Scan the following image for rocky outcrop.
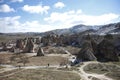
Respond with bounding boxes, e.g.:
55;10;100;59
35;37;41;44
77;39;97;61
114;37;120;56
23;38;34;53
91;39;98;55
97;34;119;61
1;42;7;51
37;47;44;56
16;39;24;49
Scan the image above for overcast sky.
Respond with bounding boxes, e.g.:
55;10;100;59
0;0;120;33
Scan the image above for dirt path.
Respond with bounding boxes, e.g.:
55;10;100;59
0;69;25;78
60;47;71;55
77;61;113;80
58;48;113;80
46;47;71;58
0;62;114;80
0;64;71;78
0;65;17;73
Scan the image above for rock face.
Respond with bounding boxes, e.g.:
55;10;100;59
97;34;119;61
16;39;24;49
91;39;98;55
23;38;34;53
37;47;44;56
77;35;97;61
35;37;41;44
41;35;49;46
77;34;119;62
114;37;120;56
1;42;7;51
56;35;64;46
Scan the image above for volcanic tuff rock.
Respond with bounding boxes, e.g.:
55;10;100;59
77;34;97;61
23;38;34;53
97;34;119;61
1;42;7;51
16;39;24;49
37;47;44;56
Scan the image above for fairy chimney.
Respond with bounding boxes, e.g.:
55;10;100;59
23;38;34;53
98;34;119;61
37;47;44;56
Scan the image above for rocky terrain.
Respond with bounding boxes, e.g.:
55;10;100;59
0;22;120;80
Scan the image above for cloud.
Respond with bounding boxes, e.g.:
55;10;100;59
81;13;119;25
54;2;65;9
0;16;55;33
22;4;50;14
21;21;55;32
0;10;119;33
0;4;15;12
44;10;119;27
10;0;23;3
0;16;21;33
0;16;21;27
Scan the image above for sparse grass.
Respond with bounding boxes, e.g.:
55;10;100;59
0;52;68;66
84;63;120;74
0;69;81;80
106;71;120;80
84;63;108;74
0;52;14;64
0;69;21;77
63;46;80;55
43;46;67;54
43;46;81;55
84;62;120;80
111;61;120;66
0;34;37;43
104;62;120;80
27;56;68;66
0;66;4;69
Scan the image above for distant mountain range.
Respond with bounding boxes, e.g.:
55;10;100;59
43;22;120;35
0;22;120;36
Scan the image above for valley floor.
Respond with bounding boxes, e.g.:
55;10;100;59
0;61;120;80
0;46;119;80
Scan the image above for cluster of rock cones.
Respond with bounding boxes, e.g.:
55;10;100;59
0;34;119;62
77;34;119;61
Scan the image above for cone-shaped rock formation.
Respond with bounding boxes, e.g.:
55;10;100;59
37;47;44;56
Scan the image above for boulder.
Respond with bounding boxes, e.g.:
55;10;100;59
37;47;44;56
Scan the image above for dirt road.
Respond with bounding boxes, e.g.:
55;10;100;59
77;61;113;80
